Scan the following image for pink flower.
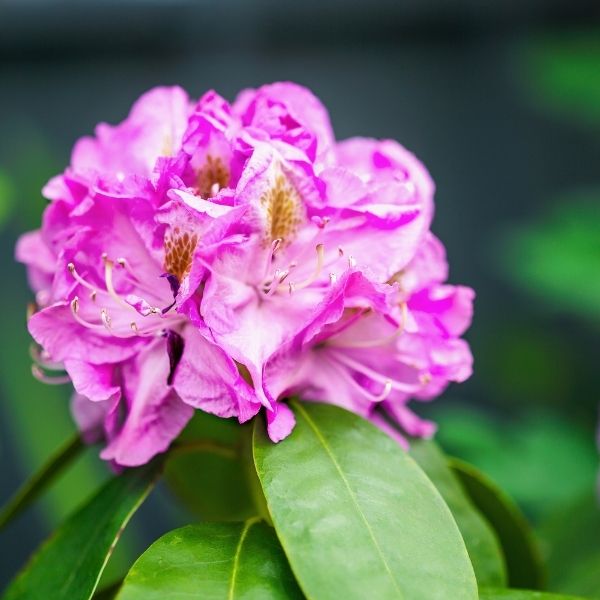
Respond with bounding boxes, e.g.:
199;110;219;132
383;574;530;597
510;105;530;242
16;82;473;466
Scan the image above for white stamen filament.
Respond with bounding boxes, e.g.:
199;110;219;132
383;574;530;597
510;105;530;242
280;244;325;292
70;297;105;331
31;365;71;385
67;263;98;294
29;344;64;371
327;303;408;350
116;257;163;299
103;256;132;309
330;349;420;394
327;358;393;403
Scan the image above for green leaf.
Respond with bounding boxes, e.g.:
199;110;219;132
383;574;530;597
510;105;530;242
499;195;600;325
0;433;84;530
479;588;585;599
115;520;303;600
434;406;598;519
164;412;254;521
409;439;507;587
538;491;600;598
450;458;545;590
3;462;160;600
92;581;122;600
520;30;600;127
253;401;478;600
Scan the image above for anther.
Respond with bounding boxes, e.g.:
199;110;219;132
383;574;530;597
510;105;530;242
100;308;112;330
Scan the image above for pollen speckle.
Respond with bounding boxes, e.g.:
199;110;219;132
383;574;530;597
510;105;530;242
261;174;303;245
164;229;199;281
197;155;229;198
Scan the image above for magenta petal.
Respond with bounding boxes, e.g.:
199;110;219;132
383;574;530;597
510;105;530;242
29;303;147;365
266;402;296;442
100;339;193;467
64;359;120;402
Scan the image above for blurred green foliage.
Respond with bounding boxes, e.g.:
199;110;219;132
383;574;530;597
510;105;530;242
500;194;600;325
434;406;598;521
522;31;600;128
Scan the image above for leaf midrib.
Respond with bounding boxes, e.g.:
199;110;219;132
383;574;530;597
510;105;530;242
228;517;260;600
293;401;404;599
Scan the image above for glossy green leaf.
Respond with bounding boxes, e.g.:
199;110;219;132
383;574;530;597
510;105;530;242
253;401;478;600
480;588;585;599
3;462;160;600
409;439;507;586
0;433;84;530
164;412;254;520
450;458;544;590
116;520;303;600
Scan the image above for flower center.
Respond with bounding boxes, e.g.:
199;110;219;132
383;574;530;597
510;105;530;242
261;173;303;245
196;155;229;198
164;227;198;281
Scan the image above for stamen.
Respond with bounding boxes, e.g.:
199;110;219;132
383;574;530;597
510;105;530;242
327;306;407;350
348;255;357;268
103;255;131;309
101;308;112;331
327;359;393;404
261;238;283;281
31;365;71;385
329;273;338;285
118;257;164;299
68;263;98;294
282;244;325;292
372;380;393;402
70;297;105;331
330;350;420;393
29;344;63;371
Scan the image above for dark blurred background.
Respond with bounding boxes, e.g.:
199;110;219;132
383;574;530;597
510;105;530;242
1;0;599;595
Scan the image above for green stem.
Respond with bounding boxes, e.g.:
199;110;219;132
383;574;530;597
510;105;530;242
0;432;84;530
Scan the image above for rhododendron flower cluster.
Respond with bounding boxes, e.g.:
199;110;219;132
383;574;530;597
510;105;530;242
17;82;474;467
